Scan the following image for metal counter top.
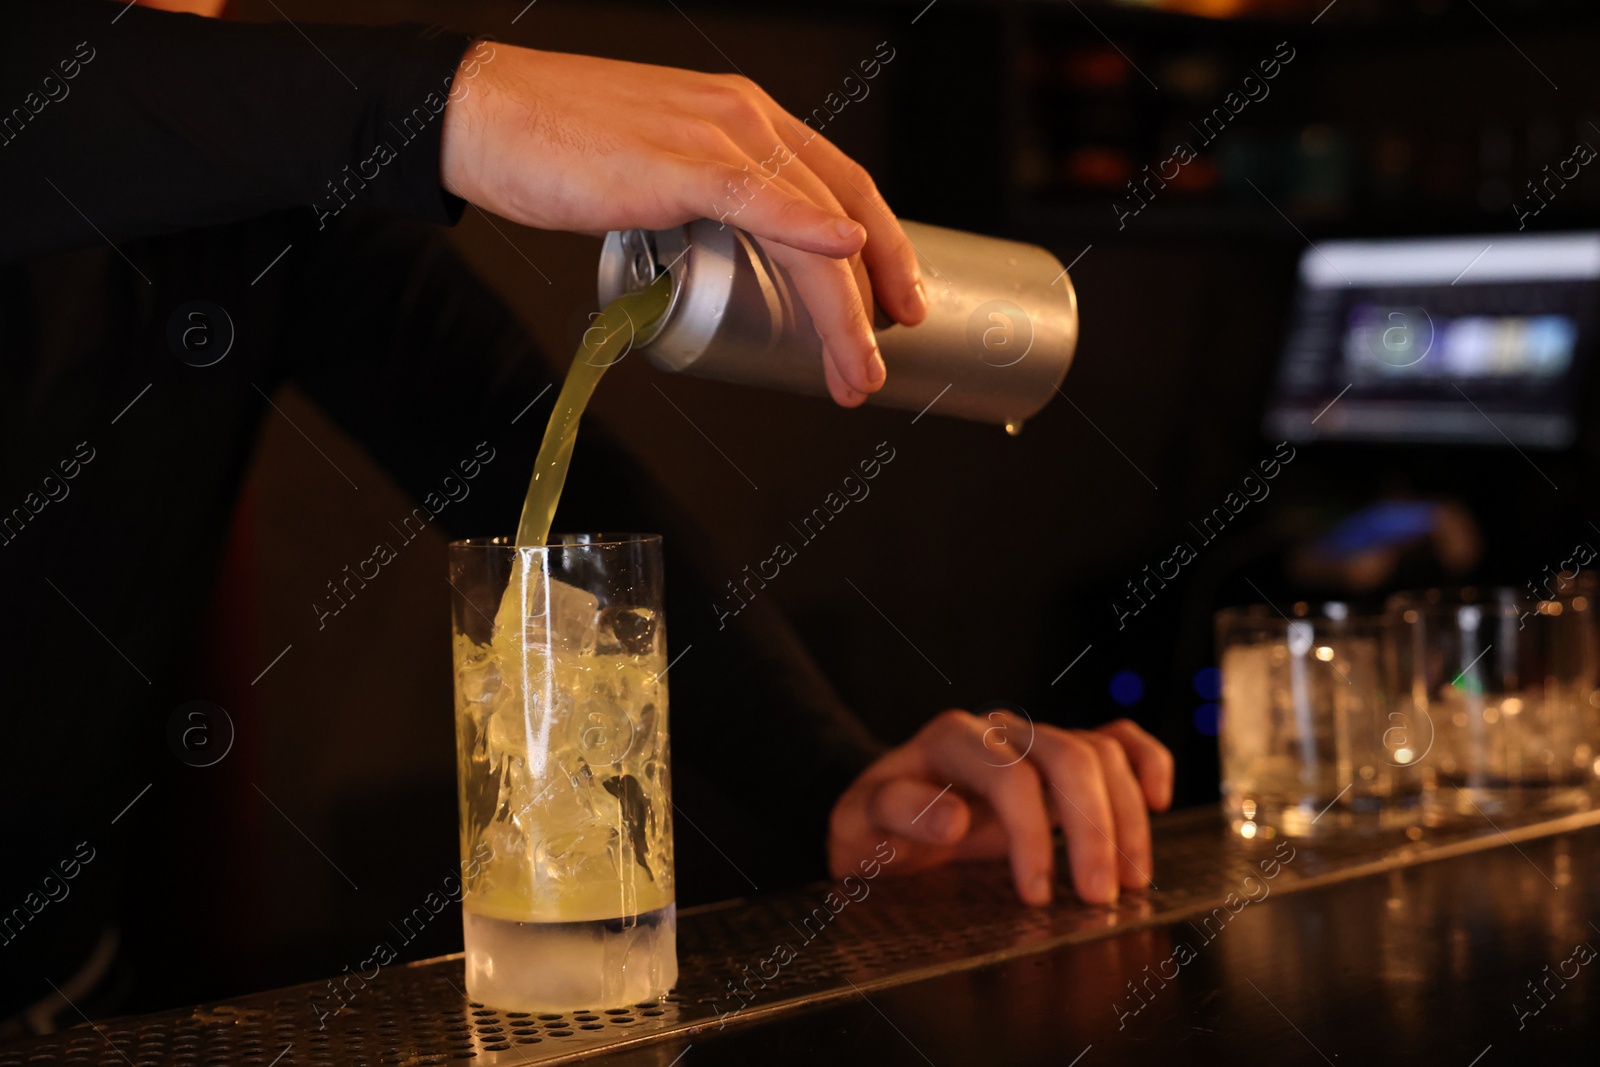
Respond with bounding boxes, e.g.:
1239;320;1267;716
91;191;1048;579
7;802;1599;1066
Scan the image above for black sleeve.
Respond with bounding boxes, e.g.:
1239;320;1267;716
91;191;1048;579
0;0;474;263
274;213;888;881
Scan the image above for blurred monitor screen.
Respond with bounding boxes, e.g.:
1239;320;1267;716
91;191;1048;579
1265;231;1600;449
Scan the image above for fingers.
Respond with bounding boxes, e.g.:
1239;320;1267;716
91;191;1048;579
717;119;883;404
943;711;1163;905
725;118;877;317
821;346;867;407
1092;735;1155;890
828;760;963;880
867;779;970;846
664;81;898;405
1097;719;1176;811
826;709;1173;912
760;236;886;402
1084;733;1155;892
679;139;884;404
688;86;909;396
696;76;921;328
1022;724;1121;904
769;114;928;327
919;711;1056;907
682;156;866;259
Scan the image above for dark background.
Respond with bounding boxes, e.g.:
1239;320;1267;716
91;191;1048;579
119;0;1600;1012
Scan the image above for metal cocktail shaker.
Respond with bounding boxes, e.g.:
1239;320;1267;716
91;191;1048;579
597;220;1078;427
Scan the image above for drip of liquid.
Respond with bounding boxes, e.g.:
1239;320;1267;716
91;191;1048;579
514;273;674;546
1004;419;1024;437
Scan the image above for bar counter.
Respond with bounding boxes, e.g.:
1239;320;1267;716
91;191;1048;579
7;803;1599;1065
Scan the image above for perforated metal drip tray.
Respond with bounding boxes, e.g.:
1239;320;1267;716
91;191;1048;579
10;802;1600;1066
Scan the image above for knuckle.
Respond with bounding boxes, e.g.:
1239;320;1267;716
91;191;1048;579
1048;731;1099;769
699;159;740;186
774;192;817;225
703;79;744;106
696;170;737;206
1010;709;1044;733
685;117;731;152
882;223;915;264
709;75;766;116
999;756;1042;794
930;707;974;736
842;286;873;334
730;96;768;129
841;156;878;196
1088;733;1130;768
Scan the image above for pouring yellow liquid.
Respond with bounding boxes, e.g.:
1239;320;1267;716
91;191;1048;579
514;272;673;546
457;272;680;1012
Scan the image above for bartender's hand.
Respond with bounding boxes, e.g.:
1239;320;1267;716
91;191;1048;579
440;46;929;407
829;711;1174;906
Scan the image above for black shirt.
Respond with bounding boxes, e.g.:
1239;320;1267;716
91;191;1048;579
0;0;883;1021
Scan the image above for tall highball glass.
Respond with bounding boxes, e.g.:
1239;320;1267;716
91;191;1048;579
449;534;676;1012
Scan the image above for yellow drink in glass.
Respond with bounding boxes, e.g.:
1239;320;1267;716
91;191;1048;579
451;273;679;1011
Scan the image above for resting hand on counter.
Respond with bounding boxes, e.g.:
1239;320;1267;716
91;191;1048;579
828;710;1174;906
439;46;929;407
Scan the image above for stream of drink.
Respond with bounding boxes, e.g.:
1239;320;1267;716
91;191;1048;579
458;271;677;1012
514;272;674;546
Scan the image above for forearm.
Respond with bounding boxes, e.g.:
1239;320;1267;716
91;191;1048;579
0;0;474;263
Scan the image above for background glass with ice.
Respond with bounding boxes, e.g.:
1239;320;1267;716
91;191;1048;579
1216;604;1420;838
1387;588;1599;820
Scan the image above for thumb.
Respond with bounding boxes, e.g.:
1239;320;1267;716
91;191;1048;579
868;779;971;846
